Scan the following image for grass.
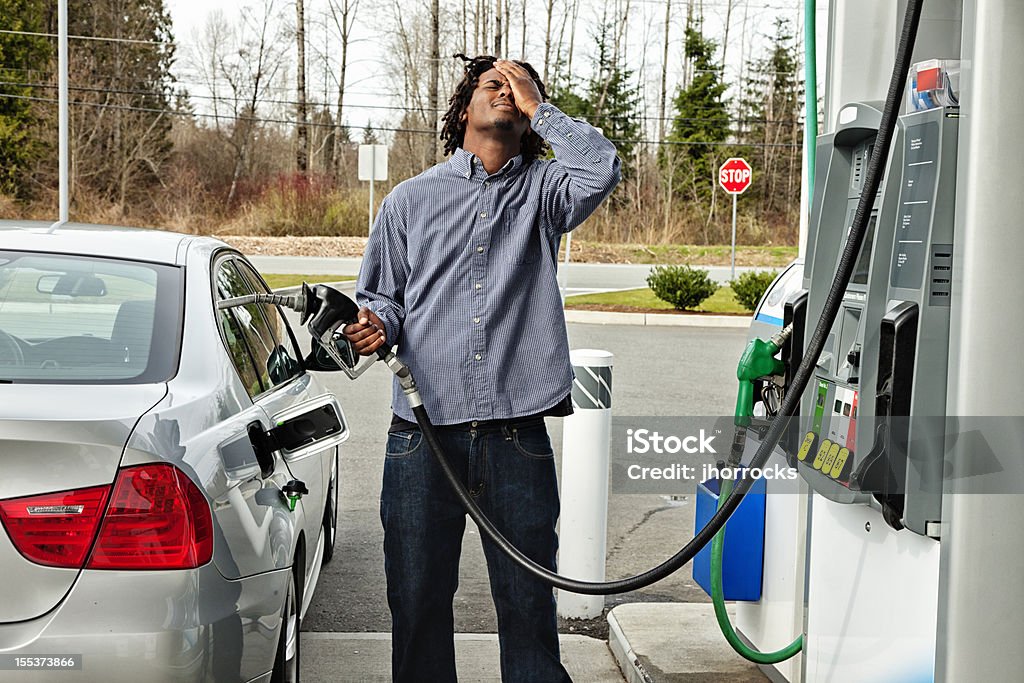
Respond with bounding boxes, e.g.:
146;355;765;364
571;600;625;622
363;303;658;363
565;286;749;315
637;244;797;264
262;273;356;289
557;242;798;267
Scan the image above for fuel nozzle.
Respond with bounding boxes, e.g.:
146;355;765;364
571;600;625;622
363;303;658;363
734;323;792;428
302;284;421;404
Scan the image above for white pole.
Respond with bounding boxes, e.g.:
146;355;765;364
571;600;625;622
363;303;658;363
368;147;375;234
557;349;613;619
730;192;738;281
52;0;69;229
560;231;572;303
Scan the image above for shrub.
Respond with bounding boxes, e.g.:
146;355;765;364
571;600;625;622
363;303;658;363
730;270;778;312
647;265;718;310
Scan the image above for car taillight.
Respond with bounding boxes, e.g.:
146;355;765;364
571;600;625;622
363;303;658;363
87;463;213;570
0;486;111;568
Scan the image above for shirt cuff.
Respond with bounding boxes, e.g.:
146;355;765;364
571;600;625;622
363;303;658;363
366;302;401;347
530;102;560;135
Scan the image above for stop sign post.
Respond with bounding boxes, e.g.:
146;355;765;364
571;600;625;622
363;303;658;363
719;157;752;280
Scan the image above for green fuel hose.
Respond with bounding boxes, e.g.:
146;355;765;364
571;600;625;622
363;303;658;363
711;476;804;664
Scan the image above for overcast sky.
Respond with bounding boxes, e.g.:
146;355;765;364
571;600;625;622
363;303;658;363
164;0;825;139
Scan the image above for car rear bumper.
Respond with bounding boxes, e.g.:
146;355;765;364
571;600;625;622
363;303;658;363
0;563;289;682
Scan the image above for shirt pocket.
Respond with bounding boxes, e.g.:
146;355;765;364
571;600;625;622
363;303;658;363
504;213;541;265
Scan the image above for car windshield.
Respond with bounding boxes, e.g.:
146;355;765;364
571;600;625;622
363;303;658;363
0;251;182;383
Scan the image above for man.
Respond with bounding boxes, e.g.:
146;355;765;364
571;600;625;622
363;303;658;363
343;54;620;682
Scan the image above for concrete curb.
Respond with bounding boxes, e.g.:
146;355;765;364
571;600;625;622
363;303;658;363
565;309;751;328
607;609;655;683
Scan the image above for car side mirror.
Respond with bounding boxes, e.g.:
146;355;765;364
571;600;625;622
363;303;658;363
268;345;301;384
304;334;357;372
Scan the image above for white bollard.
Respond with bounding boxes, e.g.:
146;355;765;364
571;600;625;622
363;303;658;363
557;349;613;619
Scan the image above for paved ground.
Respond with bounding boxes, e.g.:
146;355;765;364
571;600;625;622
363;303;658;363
278;286;762;681
302;633;626;682
297;321;749;639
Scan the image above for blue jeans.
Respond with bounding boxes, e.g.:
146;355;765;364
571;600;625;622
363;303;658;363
380;420;571;683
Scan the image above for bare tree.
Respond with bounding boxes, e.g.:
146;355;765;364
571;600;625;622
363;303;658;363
430;0;440;161
543;0;556;82
495;0;502;54
520;0;526;59
719;0;737;67
658;0;672;141
192;2;285;206
327;0;360;178
295;0;309;173
566;0;581;76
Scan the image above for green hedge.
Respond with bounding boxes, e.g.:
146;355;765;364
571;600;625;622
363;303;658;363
646;265;718;311
730;270;778;312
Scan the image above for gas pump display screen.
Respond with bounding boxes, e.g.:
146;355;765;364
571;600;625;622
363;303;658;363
851;215;877;286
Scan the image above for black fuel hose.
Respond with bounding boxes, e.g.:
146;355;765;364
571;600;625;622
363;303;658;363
406;0;924;595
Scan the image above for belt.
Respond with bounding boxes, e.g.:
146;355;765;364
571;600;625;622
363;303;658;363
439;416;547;432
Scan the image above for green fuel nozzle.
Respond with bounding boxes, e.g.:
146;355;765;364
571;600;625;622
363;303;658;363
734;324;792;429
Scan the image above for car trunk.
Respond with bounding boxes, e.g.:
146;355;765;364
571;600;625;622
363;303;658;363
0;384;166;622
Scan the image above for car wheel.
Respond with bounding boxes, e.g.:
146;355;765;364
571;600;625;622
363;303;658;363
322;450;338;564
271;563;301;683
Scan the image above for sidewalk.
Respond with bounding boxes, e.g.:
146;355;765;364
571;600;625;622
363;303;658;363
607;603;769;683
301;632;626;682
300;603;770;682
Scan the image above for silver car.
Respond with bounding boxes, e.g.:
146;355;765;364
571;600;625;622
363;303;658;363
0;221;347;682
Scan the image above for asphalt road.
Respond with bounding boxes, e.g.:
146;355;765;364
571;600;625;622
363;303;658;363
295;321;749;636
250;255;775;289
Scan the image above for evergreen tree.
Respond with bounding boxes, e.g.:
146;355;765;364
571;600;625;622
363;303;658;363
0;0;51;199
548;77;591;121
665;22;730;198
738;17;803;222
586;24;641;176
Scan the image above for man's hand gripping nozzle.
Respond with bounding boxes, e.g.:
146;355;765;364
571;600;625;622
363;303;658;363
302;283;423;408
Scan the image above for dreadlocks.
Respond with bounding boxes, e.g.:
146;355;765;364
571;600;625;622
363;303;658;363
440;53;549;163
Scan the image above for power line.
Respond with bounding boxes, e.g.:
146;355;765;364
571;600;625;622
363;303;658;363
0;91;803;149
0;29;170;48
1;79;805;127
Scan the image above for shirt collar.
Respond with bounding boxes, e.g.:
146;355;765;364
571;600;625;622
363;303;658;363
449;148;525;180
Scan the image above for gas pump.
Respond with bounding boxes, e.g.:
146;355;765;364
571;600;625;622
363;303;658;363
726;1;1024;682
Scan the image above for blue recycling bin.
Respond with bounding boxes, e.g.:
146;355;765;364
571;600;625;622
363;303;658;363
692;472;766;601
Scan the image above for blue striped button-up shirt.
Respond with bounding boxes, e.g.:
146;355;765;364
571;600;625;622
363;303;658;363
356;102;621;424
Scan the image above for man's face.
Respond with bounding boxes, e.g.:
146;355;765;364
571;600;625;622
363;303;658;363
462;67;530;138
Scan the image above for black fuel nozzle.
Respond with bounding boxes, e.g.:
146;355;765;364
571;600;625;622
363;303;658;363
306;283;394;362
301;284;417;393
307;283;361;341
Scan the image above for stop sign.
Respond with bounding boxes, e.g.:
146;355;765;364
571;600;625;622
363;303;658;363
719;157;753;194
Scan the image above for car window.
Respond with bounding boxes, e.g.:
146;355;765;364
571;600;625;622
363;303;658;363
214;258;300;398
233;259;304;384
0;251;181;383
